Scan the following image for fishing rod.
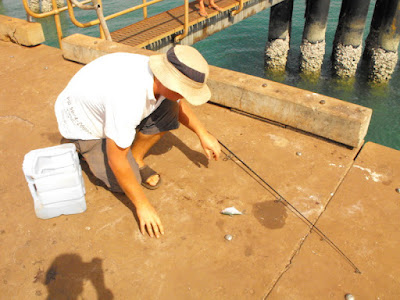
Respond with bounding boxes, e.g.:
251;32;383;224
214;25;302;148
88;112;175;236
218;139;361;274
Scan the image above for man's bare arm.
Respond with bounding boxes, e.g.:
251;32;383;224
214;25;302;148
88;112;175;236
178;100;221;160
106;138;164;238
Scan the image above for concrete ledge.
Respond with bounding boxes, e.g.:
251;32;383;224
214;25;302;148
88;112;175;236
208;67;372;148
62;33;155;64
62;33;372;148
0;15;45;46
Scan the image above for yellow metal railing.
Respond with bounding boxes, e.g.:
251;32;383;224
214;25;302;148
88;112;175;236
22;0;189;48
22;0;239;49
66;0;165;29
232;0;243;16
67;0;111;41
22;0;91;47
175;0;189;43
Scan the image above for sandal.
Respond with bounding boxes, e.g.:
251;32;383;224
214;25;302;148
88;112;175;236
199;10;208;17
210;4;223;12
139;165;162;190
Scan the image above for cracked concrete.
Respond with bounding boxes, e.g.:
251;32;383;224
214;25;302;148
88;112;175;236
267;142;400;299
264;170;355;299
0;15;44;46
0;115;35;128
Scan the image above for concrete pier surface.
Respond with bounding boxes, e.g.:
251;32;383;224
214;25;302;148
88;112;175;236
1;40;400;299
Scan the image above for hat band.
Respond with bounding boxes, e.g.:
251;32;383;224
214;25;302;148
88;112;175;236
167;47;206;84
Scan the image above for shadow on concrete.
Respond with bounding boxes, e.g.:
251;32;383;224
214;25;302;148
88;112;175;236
147;132;209;168
64;131;209;191
67;132;209;233
76;157;141;229
42;253;113;300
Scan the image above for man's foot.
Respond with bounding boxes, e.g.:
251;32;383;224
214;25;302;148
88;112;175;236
199;9;208;17
139;165;162;190
209;3;222;12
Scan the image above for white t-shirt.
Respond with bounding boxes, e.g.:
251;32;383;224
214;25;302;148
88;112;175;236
55;53;165;149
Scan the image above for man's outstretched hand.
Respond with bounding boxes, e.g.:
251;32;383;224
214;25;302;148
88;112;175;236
136;202;164;238
200;131;222;161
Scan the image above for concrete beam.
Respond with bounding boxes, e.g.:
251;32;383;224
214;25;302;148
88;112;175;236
208;66;371;148
61;33;154;64
0;15;45;46
62;33;372;148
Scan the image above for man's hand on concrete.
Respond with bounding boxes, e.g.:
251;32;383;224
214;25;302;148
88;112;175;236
136;202;164;238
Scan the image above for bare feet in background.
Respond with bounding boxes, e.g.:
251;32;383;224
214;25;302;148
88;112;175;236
198;0;223;17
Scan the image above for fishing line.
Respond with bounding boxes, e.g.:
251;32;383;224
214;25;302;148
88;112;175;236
218;139;361;274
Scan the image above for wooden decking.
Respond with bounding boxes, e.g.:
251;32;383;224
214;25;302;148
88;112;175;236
110;0;240;48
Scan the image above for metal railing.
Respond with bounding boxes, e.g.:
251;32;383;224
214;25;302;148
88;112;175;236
22;0;91;47
231;0;243;16
22;0;243;49
22;0;181;48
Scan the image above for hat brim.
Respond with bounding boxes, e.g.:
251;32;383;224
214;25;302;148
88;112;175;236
149;54;211;106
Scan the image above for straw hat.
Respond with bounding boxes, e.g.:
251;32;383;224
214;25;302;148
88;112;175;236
149;45;211;106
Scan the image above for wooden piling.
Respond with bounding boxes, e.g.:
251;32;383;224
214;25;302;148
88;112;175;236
300;0;331;76
264;0;294;72
364;0;400;83
332;0;371;78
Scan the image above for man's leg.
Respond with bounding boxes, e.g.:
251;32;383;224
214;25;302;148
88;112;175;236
73;139;141;193
198;0;207;17
133;99;180;188
131;132;165;187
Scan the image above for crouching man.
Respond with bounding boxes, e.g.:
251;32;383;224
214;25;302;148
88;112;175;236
55;45;221;238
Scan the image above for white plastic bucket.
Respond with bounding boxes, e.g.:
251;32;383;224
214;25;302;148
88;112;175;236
22;143;86;219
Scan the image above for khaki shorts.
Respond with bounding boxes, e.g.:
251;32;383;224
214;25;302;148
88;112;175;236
73;99;179;193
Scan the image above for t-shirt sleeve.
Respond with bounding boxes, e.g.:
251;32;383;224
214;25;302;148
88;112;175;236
104;92;145;149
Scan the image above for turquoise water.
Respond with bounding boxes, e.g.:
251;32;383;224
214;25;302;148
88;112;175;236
1;0;399;150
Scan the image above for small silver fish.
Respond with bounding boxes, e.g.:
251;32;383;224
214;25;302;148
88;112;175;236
224;234;233;241
220;207;243;216
345;294;355;300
